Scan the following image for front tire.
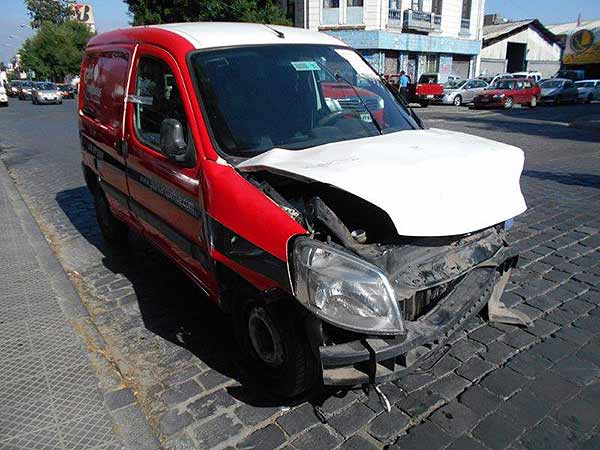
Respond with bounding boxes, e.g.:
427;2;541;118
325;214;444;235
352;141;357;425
453;95;463;107
419;100;430;108
233;298;318;398
503;97;514;109
93;187;128;245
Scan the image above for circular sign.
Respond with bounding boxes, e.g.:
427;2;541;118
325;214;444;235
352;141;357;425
570;29;594;52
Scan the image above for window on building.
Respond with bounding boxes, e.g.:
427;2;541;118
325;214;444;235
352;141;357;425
424;54;439;73
347;0;363;5
134;56;188;151
411;0;422;11
432;0;443;15
461;0;471;19
323;0;339;8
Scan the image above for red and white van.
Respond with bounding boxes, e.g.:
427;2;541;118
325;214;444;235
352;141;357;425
80;23;528;398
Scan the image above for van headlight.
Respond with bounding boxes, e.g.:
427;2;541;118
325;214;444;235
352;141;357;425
291;238;404;335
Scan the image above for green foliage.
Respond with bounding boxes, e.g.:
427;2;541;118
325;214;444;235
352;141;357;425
25;0;71;29
124;0;290;26
19;21;94;81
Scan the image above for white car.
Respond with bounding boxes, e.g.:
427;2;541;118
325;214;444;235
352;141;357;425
512;71;542;82
574;80;600;103
440;78;489;106
31;82;63;105
0;84;8;107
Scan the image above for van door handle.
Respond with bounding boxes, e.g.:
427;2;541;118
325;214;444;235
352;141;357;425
116;139;129;158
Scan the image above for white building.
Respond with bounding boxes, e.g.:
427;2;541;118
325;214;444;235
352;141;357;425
294;0;486;79
480;17;562;78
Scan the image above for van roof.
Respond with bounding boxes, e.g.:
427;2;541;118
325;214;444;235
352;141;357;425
88;22;348;51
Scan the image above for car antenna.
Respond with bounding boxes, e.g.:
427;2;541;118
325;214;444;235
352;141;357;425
264;24;285;39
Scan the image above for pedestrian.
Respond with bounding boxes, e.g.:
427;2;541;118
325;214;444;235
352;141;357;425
399;70;410;99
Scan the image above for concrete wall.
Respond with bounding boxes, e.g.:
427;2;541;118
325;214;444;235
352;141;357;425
480;58;506;75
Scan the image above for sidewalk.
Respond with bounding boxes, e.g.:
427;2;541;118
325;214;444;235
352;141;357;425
0;163;161;450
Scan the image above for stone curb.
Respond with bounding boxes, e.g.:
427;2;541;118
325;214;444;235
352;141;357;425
0;160;162;450
569;115;600;132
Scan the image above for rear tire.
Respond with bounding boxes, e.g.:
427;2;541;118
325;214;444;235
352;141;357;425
233;297;318;398
419;100;430;108
93;187;128;245
453;95;463;107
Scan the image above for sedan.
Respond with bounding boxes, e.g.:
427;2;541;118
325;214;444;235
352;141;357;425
574;80;600;103
539;78;579;104
32;82;63;105
440;79;488;106
18;80;34;100
57;84;76;99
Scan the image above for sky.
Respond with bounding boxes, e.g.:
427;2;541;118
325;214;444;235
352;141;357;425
2;0;600;64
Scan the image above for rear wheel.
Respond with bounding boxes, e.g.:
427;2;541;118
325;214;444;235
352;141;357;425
453;95;463;107
503;97;514;109
419;100;430;108
93;187;128;245
233;298;318;398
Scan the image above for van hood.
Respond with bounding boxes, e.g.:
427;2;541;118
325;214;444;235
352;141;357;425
237;128;527;237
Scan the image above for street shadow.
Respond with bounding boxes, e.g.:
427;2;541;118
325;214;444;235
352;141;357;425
523;170;600;188
55;186;337;410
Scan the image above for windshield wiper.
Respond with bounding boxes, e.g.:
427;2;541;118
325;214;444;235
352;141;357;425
315;62;383;135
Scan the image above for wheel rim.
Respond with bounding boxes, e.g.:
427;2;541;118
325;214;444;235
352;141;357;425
454;96;461;106
505;98;513;108
531;96;537;107
248;306;284;367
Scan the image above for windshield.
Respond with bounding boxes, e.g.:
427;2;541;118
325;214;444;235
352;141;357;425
190;45;418;158
58;85;70;91
490;80;515;90
36;82;56;90
540;80;563;89
22;81;33;88
445;80;466;89
575;81;595;88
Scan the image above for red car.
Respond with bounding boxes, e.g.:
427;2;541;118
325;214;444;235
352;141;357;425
473;78;541;109
385;73;444;107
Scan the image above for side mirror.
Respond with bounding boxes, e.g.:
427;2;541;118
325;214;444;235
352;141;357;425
160;119;187;162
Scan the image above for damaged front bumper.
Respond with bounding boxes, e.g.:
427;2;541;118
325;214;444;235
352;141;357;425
319;255;525;386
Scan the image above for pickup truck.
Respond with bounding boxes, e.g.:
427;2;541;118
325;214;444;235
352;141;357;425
408;73;445;107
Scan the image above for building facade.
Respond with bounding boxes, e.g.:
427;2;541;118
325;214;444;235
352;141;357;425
295;0;485;80
481;17;562;78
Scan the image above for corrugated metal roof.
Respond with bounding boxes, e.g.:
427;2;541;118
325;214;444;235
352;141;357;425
547;19;600;36
483;20;535;41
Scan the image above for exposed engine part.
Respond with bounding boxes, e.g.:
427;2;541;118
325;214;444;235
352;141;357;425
351;229;367;244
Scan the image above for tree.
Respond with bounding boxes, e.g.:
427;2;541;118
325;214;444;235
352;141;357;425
124;0;290;26
25;0;72;29
19;21;94;81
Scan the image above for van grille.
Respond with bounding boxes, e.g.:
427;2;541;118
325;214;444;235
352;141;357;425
399;276;464;321
337;96;381;112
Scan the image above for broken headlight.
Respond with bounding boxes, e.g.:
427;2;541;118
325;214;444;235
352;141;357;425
291;238;404;335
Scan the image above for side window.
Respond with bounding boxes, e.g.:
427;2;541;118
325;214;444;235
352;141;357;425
134;56;188;151
565;81;574;88
523;81;532;89
516;81;524;90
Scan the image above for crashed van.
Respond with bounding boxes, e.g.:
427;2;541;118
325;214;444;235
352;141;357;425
80;23;528;398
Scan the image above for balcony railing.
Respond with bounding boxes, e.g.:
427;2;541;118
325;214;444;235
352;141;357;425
389;9;442;32
460;18;470;33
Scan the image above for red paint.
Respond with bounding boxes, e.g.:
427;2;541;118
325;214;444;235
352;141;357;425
473;78;541;108
80;26;308;306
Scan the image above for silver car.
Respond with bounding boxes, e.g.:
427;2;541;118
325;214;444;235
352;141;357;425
441;79;489;106
32;82;63;105
574;80;600;103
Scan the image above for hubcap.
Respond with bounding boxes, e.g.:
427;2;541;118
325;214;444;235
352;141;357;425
454;97;461;106
248;307;284;367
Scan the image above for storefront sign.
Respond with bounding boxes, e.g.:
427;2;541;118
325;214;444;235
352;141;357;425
563;27;600;65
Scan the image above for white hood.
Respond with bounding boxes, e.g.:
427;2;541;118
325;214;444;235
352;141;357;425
237;128;527;237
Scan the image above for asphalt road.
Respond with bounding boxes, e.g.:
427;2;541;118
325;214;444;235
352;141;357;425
1;97;600;450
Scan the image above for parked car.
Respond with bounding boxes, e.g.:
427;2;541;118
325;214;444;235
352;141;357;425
484;73;515;85
81;23;528;398
7;80;22;97
407;73;446;107
511;71;542;82
473;78;540;109
439;78;488;106
554;69;585;81
574;80;600;103
32;82;63;105
57;83;76;99
539;78;579;104
18;80;34;100
0;84;8;107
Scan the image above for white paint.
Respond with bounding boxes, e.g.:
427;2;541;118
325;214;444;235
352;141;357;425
237;128;527;237
153;22;347;50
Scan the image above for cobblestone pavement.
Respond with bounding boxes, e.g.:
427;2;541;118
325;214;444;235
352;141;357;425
1;99;600;450
0;155;159;449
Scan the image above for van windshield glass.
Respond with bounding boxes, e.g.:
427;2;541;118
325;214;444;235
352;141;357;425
190;45;417;158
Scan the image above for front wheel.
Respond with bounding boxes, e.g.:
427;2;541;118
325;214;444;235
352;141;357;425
419;100;430;108
453;95;463;107
503;97;514;109
93;187;128;245
233;298;318;398
529;96;537;108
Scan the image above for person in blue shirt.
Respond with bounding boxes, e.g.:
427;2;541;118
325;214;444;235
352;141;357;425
399;71;410;99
